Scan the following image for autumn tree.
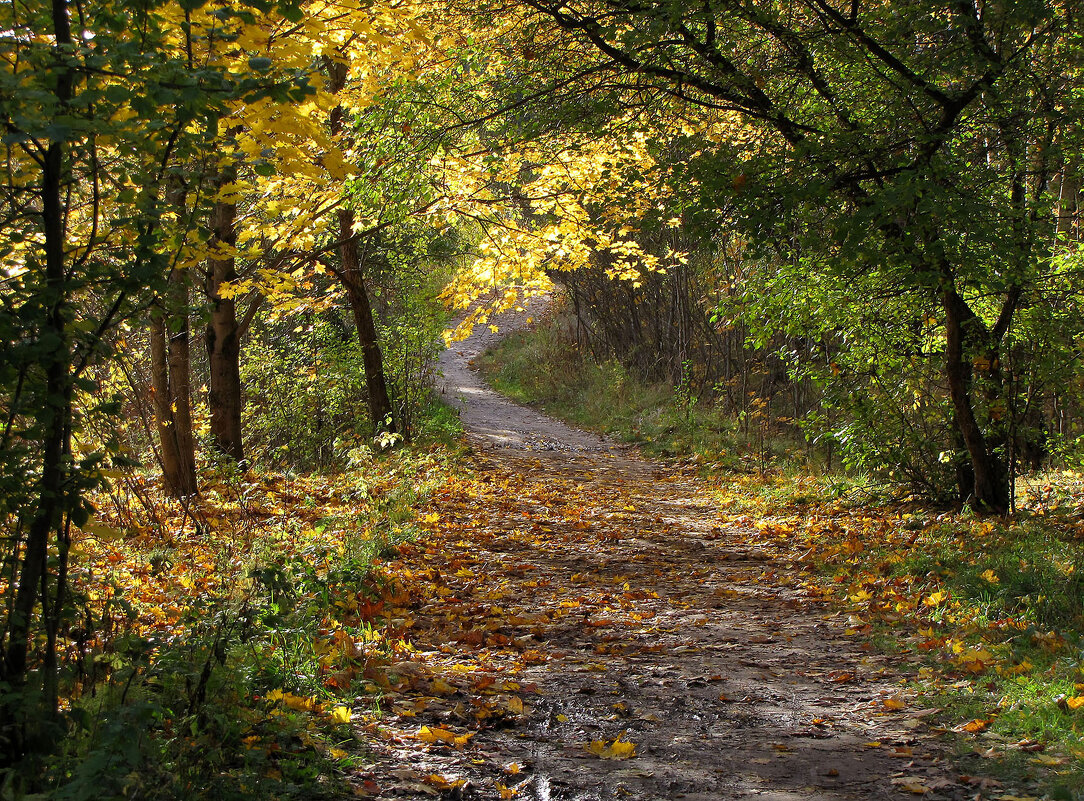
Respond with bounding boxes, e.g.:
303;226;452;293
0;0;310;764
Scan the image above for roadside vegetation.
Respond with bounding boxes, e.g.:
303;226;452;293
481;302;1084;797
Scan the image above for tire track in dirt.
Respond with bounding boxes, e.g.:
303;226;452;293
352;302;976;800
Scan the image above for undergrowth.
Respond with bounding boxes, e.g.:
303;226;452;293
2;432;459;800
478;320;807;470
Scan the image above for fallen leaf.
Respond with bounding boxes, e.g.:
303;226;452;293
329;705;352;724
417;725;457;745
421;774;465;791
1030;754;1067;766
891;777;930;794
430;678;456;695
586;733;637;760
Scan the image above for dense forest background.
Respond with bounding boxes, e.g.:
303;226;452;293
1;0;1082;796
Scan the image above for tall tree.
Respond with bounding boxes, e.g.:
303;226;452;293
204;160;249;461
326;58;397;434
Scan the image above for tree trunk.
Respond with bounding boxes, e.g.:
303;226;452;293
150;268;197;496
205;167;244;462
150;309;183;486
169;278;198;486
325;58;396;435
338;209;396;433
942;285;1009;514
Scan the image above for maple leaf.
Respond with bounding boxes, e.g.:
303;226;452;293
328;705;352;724
585;732;637;760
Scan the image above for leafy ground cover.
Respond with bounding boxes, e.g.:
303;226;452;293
717;472;1084;798
24;445;454;800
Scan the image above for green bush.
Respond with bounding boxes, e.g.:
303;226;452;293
241;317;370;472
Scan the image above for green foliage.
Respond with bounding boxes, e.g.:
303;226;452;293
242;316;370;472
478;310;806;468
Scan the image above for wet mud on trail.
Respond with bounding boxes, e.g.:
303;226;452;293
347;302;977;800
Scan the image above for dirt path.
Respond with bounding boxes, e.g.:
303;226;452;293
350;305;977;800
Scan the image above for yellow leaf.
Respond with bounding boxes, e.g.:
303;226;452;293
430;678;456;695
585;733;636;760
1031;754;1067;766
418;725;457;745
421;774;464;790
1066;696;1084;710
329;705;352;724
979;569;1000;584
893;779;930;794
923;590;947;607
586;740;607;757
883;697;907;711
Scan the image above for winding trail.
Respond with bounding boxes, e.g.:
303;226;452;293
353;303;975;800
436;297;619;457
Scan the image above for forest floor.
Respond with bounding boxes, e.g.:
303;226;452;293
340;303;1022;801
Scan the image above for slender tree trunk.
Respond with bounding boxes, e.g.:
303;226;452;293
205;166;244;461
1054;162;1079;243
325;58;396;434
338;209;396;433
942;284;1009;514
150;309;183;486
169;275;198;486
150;268;197;496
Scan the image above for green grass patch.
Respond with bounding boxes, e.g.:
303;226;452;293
478;318;806;468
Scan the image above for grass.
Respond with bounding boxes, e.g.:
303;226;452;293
478;319;806;468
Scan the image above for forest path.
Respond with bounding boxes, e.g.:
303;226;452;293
349;304;974;800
